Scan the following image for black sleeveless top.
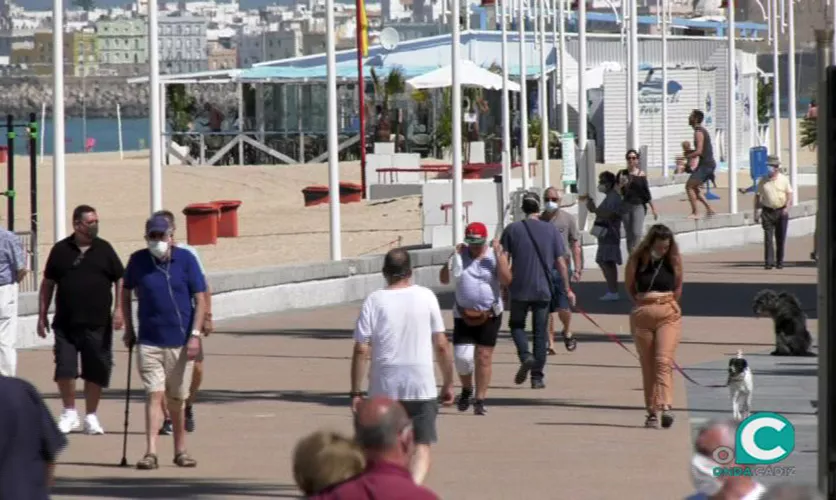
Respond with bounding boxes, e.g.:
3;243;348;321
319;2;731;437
634;258;677;293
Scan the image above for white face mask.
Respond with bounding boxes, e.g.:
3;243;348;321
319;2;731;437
690;454;723;497
597;184;608;193
148;240;169;259
650;250;663;260
544;201;559;212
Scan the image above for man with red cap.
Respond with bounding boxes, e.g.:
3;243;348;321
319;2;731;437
439;222;512;415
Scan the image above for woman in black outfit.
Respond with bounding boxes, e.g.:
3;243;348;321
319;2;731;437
617;149;659;254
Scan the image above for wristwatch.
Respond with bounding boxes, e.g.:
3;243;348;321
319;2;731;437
190;329;202;339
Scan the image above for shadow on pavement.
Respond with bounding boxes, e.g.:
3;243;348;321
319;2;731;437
51;476;297;498
438;281;817;320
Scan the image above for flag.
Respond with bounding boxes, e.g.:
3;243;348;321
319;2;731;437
358;0;369;56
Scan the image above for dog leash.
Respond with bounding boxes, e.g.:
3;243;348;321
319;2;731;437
574;305;728;389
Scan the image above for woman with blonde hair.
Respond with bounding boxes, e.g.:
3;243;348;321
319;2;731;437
292;430;366;496
624;224;683;430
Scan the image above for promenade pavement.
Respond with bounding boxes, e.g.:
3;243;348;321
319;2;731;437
15;235;817;499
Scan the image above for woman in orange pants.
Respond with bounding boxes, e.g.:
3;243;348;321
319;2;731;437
625;224;683;429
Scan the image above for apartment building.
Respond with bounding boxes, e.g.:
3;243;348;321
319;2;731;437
208;39;236;70
237;29;302;67
158;15;208;74
95;17;147;76
10;29;96;76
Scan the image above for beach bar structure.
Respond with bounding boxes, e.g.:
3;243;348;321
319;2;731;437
132;16;768;175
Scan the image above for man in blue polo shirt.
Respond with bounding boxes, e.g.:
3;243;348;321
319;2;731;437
121;216;207;470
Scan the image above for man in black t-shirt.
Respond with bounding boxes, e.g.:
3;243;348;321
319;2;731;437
37;204;125;436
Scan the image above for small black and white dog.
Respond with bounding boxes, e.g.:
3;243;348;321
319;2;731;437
752;289;816;357
728;350;753;422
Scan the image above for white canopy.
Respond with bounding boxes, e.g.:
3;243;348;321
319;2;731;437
560;62;623;94
406;60;522;92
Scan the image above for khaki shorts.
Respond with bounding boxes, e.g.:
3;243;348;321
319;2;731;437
137;344;194;399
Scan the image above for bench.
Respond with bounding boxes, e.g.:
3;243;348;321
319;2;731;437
440;201;473;224
375;166;451;184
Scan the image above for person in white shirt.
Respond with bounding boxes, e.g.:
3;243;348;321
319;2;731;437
688;419;766;500
350;248;455;486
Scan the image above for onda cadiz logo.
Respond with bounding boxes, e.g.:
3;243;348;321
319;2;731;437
637;72;683;114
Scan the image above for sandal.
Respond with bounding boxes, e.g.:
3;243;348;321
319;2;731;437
644;413;659;429
174;452;198;468
547;346;557;355
136;453;159;470
563;331;577;352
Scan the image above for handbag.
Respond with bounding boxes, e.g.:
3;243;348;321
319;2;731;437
522;220;560;311
590;222;608;239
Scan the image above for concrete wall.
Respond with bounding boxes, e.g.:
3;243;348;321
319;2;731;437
17;199;817;351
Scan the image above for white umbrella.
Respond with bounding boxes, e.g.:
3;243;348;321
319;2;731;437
406;60;522;91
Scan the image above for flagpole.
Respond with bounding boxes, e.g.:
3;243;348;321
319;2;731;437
452;0;464;244
500;0;512;222
356;0;368;198
538;0;549;189
327;0;342;260
519;0;530;189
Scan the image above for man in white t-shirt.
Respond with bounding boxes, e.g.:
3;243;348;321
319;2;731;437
350;248;455;487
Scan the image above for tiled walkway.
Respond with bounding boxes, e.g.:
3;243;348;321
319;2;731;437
16;236;817;499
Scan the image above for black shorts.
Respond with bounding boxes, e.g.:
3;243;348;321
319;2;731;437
53;325;113;388
401;399;438;445
452;315;502;347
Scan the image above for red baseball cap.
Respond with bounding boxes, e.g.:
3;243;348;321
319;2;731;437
464;222;488;245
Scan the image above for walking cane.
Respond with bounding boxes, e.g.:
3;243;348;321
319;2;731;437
119;341;134;467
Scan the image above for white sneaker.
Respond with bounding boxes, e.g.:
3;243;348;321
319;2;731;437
83;413;105;435
599;292;621;302
58;409;81;434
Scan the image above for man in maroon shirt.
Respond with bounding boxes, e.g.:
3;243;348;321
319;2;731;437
310;397;439;499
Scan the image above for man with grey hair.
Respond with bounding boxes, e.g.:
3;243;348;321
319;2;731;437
688;419;766;500
540;186;582;354
761;484;823;500
310;397;438;499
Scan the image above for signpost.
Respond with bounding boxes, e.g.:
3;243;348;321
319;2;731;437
561;132;576;189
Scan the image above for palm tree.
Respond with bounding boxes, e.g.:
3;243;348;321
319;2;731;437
370;67;406;146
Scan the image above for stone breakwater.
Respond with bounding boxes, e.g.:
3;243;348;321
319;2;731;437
0;77;238;119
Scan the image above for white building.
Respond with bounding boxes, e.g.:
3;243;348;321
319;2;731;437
158;15;208;74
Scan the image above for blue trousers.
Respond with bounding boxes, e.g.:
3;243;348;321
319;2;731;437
508;300;551;381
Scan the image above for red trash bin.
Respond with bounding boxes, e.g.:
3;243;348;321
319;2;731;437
302;185;330;207
181;203;219;246
338;182;363;203
211;199;243;238
0;146;7;163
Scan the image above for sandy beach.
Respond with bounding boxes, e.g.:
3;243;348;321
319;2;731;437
0;119;816;275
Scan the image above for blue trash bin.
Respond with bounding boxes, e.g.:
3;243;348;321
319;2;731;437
744;146;769;193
